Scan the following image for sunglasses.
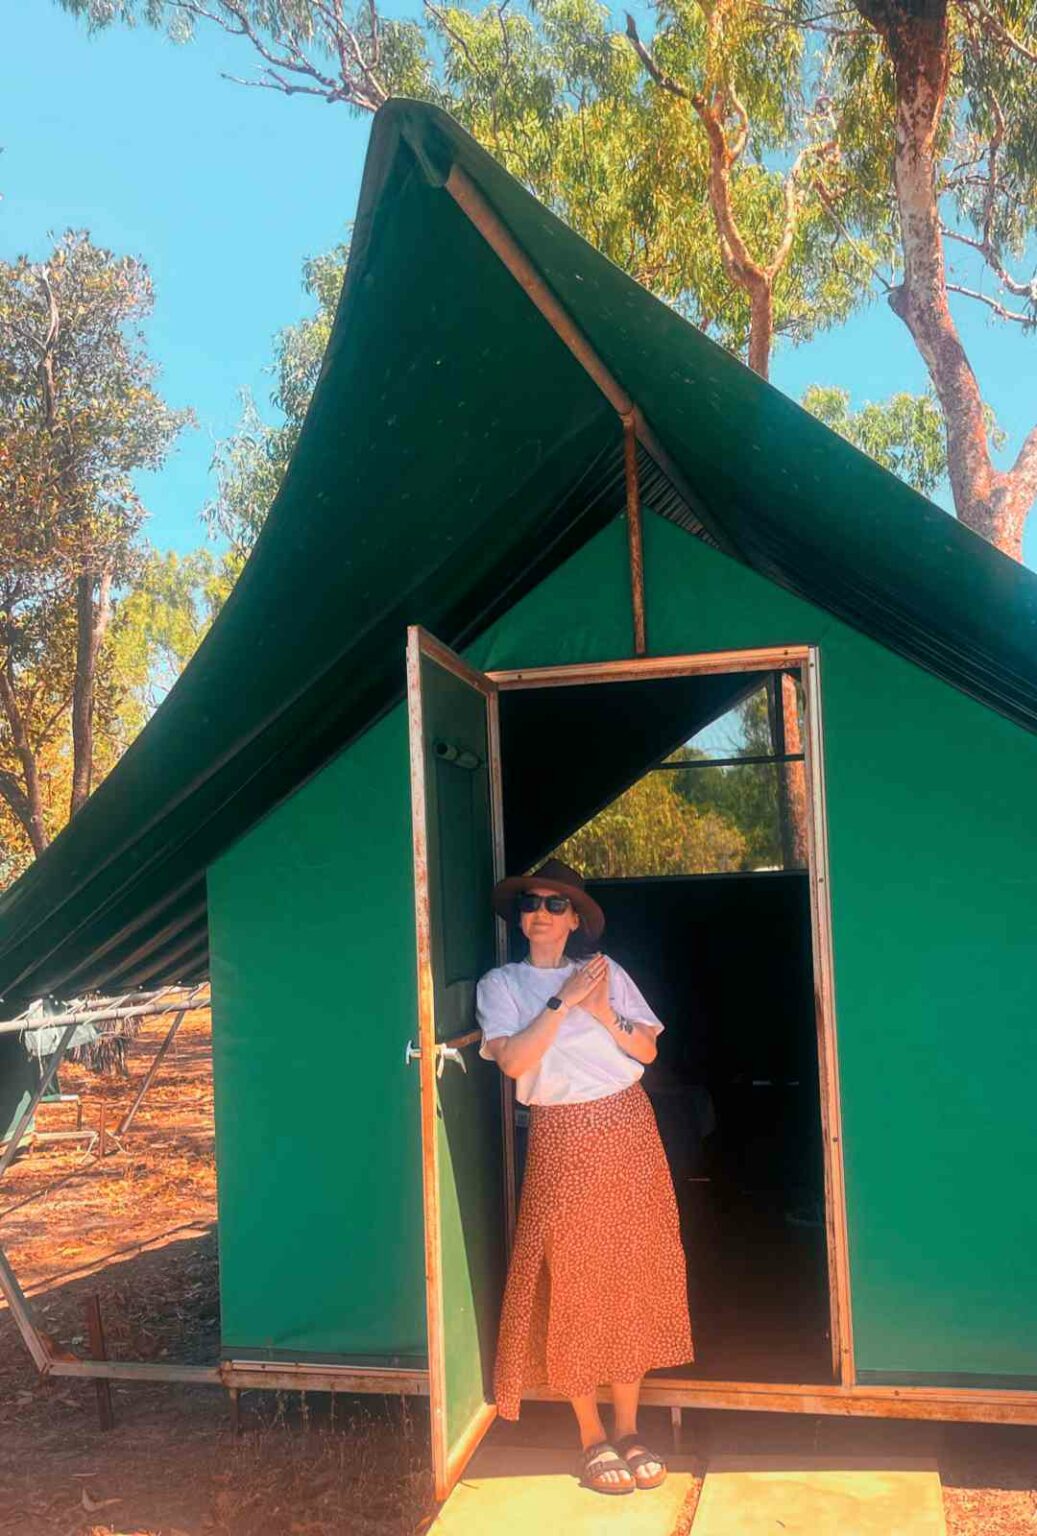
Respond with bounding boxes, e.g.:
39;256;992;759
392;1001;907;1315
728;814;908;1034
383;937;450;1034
517;893;573;915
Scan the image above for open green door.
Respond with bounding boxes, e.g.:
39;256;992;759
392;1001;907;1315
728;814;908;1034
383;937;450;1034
406;626;507;1500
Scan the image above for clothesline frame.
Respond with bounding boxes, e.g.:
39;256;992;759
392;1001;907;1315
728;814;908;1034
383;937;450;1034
0;984;213;1386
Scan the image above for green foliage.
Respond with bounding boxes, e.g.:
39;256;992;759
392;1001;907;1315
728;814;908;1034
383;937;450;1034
0;231;192;584
669;687;785;869
423;0;886;348
556;687;804;878
105;546;235;739
205;243;349;557
555;767;749;877
802;387;950;497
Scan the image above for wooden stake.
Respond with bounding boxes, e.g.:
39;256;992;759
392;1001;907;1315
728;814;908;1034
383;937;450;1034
84;1296;114;1431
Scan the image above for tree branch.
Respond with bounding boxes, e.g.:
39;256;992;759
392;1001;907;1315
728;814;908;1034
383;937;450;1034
167;0;387;110
945;282;1033;324
426;0;487;83
0;668;47;855
954;0;1037;65
623;15;692;99
816;178;893;291
942;228;1037;306
35;269;60;430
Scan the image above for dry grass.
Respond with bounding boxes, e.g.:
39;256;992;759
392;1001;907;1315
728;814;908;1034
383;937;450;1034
2;1012;1037;1533
0;1013;436;1535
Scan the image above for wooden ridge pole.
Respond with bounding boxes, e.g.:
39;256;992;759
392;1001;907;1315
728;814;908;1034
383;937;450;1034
442;162;738;655
624;416;647;654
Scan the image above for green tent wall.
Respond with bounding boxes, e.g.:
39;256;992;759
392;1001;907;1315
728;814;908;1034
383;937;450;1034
209;509;1037;1388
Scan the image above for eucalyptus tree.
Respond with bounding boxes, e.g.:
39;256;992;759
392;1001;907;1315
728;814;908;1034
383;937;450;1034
0;232;192;855
836;0;1037;555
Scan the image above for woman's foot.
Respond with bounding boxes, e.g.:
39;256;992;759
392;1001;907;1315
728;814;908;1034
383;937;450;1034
612;1432;667;1490
579;1440;636;1494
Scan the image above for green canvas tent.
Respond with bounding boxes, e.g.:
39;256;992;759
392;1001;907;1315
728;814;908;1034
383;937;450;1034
3;100;1037;1499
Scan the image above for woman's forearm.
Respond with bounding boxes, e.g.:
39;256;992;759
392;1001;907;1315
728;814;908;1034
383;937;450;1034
491;1004;567;1078
597;1009;658;1064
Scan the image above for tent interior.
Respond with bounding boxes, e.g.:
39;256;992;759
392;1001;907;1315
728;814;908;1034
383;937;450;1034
496;668;833;1387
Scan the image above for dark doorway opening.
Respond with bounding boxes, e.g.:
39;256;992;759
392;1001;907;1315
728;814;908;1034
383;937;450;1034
498;669;834;1387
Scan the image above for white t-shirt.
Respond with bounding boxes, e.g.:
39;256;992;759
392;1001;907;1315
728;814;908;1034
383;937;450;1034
476;954;663;1107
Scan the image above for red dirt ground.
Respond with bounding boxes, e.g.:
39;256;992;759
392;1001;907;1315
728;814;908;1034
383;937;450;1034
0;1013;1035;1533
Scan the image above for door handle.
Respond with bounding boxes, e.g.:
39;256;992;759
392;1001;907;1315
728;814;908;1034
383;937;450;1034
404;1040;470;1077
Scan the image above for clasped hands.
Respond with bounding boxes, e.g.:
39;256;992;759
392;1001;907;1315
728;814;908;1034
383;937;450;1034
555;952;614;1027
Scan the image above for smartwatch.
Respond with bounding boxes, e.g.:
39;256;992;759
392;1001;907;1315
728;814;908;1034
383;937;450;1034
546;995;564;1011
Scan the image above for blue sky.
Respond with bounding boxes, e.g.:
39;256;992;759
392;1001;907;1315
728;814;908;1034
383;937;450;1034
5;3;1037;567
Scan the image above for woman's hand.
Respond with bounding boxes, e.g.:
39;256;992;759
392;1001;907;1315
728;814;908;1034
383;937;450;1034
557;953;608;1011
581;964;613;1025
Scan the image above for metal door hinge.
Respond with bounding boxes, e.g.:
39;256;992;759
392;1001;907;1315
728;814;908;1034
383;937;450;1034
404;1040;468;1078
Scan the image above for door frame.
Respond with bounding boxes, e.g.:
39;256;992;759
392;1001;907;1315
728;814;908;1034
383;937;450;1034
486;642;856;1389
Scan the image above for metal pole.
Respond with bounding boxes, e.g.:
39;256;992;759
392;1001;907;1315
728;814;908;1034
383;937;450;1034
0;989;209;1038
117;1010;186;1137
624;416;647;655
0;1021;77;1179
0;1239;52;1372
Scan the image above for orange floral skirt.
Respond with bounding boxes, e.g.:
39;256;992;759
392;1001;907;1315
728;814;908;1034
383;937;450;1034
493;1080;694;1420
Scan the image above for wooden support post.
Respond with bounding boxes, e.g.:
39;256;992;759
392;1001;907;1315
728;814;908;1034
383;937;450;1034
0;1240;52;1372
670;1405;683;1454
84;1296;114;1431
624;416;647;655
229;1387;241;1435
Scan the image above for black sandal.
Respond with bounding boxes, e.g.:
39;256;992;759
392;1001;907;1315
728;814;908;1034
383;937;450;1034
613;1433;668;1490
579;1439;635;1495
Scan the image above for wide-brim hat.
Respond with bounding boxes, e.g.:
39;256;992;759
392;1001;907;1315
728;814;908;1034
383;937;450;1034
491;857;605;942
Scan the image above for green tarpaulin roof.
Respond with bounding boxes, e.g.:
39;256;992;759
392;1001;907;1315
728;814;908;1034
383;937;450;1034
1;99;1036;1009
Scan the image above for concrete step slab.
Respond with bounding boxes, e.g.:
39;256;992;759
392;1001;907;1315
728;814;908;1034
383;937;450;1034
689;1454;946;1535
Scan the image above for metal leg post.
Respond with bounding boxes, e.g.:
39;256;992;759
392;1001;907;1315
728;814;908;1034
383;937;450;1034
117;1010;186;1137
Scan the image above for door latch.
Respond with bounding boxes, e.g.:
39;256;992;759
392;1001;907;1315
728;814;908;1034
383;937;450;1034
404;1040;469;1078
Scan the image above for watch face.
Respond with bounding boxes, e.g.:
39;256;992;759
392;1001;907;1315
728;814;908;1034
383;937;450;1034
547;996;562;1010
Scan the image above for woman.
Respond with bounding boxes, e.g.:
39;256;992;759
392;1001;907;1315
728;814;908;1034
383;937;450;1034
477;858;693;1496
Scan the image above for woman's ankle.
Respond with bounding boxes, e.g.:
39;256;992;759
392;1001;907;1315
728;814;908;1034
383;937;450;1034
579;1424;608;1449
570;1392;607;1449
